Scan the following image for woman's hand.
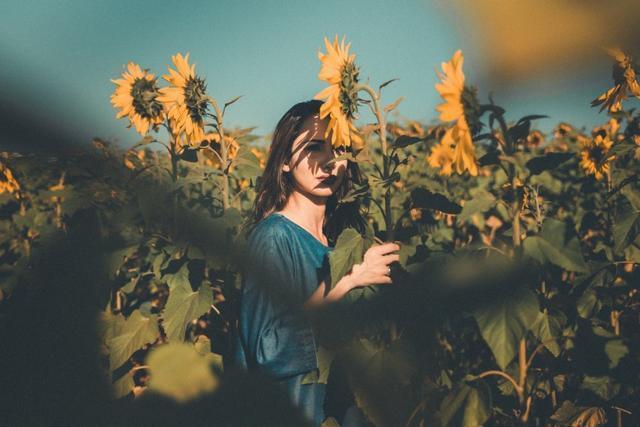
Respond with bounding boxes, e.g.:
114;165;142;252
304;243;400;312
343;242;400;291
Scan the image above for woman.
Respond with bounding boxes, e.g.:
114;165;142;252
231;100;400;426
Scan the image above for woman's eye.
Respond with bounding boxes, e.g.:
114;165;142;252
306;144;320;151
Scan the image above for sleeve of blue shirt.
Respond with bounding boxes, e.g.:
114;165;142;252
236;226;318;379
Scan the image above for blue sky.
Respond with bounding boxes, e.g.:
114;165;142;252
0;0;614;148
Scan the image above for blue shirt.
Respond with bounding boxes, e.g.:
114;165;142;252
229;213;372;426
232;212;332;379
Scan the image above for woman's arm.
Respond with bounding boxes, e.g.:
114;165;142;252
303;242;401;312
303;275;353;311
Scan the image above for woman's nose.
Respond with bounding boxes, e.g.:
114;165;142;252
321;147;335;172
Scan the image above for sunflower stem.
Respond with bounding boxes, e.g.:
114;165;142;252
355;83;394;242
211;98;230;211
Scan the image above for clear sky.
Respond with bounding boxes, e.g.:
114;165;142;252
0;0;614;148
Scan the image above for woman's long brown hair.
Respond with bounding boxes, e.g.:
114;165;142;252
242;100;366;245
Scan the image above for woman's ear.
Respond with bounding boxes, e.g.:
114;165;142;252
282;163;290;172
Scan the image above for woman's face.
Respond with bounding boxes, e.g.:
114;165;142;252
282;114;348;200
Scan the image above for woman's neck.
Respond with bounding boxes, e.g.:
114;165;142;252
277;190;327;242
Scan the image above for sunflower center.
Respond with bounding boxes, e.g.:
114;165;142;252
589;145;606;164
184;76;209;124
461;85;482;135
130;78;163;120
339;60;360;120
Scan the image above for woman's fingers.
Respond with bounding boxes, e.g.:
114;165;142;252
382;254;400;264
368;242;400;256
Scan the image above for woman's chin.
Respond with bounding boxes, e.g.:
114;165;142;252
310;188;335;198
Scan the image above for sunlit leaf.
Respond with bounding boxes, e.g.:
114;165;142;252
107;310;159;371
328;228;374;289
162;265;213;341
146;342;218;402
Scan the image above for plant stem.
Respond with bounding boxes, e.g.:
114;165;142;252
355;83;394;242
518;338;529;423
211;99;230;211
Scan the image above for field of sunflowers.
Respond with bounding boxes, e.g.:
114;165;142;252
1;37;639;426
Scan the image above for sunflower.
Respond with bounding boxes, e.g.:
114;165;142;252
158;53;209;145
110;62;164;136
427;127;455;175
435;50;480;176
0;161;20;196
579;134;613;181
591;48;640;113
526;130;545;148
314;36;363;150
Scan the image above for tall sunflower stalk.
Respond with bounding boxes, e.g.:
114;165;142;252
314;36;404;242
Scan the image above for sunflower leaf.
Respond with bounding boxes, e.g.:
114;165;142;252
523;218;588;273
526;152;574;175
328;228;374;289
384;96;404;113
472;286;540;370
391;135;423;149
410;187;462;214
379;78;398;90
224;95;243;108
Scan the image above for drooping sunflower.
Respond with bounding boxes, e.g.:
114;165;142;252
435;50;480;176
110;62;164;136
591;48;640;113
427;127;456;176
314;36;363;150
158;53;209;145
579;134;613;181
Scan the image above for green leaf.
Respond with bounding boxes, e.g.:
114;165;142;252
411;187;462;214
146;342;218;402
232;146;262;180
346;338;419;427
194;335;223;369
391;135;422;149
107;310;159;371
621;184;640;211
525;152;573;176
398;243;418;267
604;339;628;369
438;382;491;427
523;218;589;273
384;96;404;113
301;345;335;385
178;147;198;162
328;228;374;289
457;190;496;225
607;139;637;159
478;149;501;166
580;375;620;401
473;287;540;370
613;198;639;254
338;182;370;204
379;78;398;90
577;289;601;319
223;95;243;109
162;265;213;341
531;310;564;357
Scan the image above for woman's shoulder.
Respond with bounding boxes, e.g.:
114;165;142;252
247;213;294;244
